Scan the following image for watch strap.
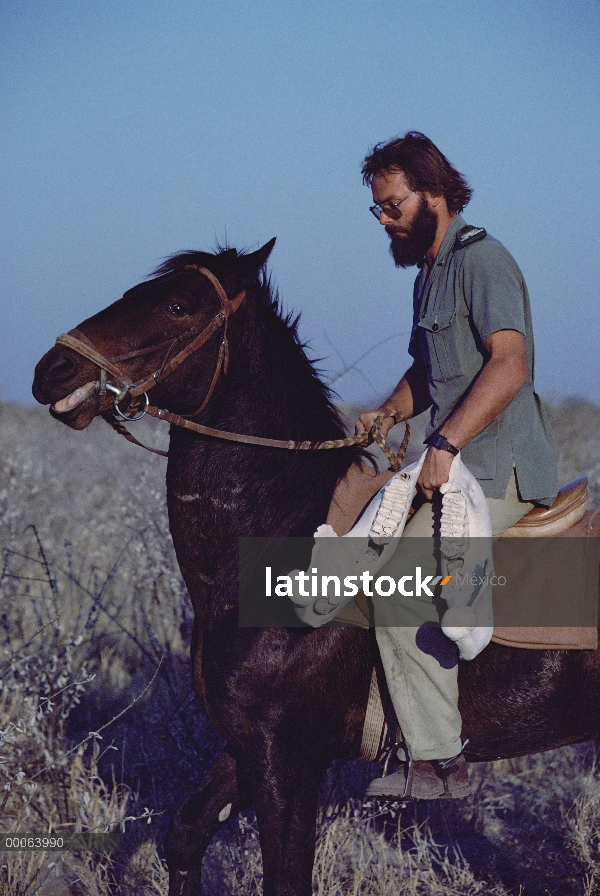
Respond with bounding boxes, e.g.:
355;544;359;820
427;433;459;456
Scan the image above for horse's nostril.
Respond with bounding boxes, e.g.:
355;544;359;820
49;353;79;385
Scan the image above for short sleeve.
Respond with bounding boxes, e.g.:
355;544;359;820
462;239;526;344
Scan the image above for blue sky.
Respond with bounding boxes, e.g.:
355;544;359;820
2;0;599;407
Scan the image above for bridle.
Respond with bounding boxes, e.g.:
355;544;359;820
54;265;409;470
57;265;242;417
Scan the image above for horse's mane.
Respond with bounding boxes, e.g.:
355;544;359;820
150;247;353;444
151;246;296;326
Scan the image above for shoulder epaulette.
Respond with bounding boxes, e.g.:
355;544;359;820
455;225;487;248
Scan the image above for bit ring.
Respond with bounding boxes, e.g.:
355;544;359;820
114;391;149;421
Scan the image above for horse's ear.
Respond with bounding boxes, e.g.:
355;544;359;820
235;238;276;285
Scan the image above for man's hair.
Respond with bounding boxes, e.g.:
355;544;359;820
362;131;472;213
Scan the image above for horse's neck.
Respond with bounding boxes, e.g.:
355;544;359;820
166;396;347;536
165;338;354;616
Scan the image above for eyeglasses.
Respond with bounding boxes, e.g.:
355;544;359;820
369;191;415;220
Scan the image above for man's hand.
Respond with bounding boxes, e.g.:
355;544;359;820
355;407;396;439
355;364;428;441
417;447;454;500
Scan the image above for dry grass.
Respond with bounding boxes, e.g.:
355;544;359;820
1;397;599;894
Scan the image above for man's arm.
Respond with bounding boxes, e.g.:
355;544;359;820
355;357;431;437
418;328;529;499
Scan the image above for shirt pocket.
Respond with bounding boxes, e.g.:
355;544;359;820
417;310;463;382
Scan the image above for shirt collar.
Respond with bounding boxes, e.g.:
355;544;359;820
426;213;466;268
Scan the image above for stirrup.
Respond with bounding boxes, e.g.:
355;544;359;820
377;740;406;778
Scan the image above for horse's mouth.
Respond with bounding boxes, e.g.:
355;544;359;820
52;381;97;414
50;381;99;428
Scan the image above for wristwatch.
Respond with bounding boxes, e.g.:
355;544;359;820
427;433;459;456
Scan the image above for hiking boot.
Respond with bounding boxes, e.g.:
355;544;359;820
365;754;471;801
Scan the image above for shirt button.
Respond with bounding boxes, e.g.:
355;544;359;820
432;323;439;332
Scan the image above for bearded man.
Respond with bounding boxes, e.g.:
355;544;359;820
356;132;558;800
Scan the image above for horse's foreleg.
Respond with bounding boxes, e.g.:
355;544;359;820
165;748;247;896
246;758;325;896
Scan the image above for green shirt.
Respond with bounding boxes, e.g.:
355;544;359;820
408;214;558;504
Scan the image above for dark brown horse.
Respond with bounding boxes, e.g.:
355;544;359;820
33;241;600;896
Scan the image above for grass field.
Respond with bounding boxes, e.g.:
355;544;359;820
1;396;599;894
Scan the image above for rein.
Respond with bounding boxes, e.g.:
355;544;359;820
54;266;410;471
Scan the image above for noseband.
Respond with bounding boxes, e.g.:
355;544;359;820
54;266;409;469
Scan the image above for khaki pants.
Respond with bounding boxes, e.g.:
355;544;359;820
374;469;533;761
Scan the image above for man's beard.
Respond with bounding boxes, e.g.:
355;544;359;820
387;197;438;268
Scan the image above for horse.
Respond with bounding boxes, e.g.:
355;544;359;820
32;239;600;896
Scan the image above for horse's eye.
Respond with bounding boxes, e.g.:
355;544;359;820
168;302;188;317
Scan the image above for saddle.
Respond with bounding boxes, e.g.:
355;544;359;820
327;468;598;651
500;477;589;537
